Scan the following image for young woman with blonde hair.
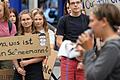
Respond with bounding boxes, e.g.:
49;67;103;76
13;10;45;80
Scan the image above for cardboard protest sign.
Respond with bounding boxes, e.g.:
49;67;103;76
0;33;50;60
0;69;14;80
83;0;120;15
43;50;58;80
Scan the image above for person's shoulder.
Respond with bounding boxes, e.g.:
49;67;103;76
48;29;55;34
59;15;70;20
107;38;120;48
80;13;90;23
58;16;66;23
47;23;56;32
81;13;89;18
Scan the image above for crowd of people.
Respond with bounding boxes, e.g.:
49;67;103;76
56;0;89;79
57;0;120;80
0;0;120;80
0;1;55;80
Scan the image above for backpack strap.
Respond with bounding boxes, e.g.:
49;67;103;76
8;20;12;33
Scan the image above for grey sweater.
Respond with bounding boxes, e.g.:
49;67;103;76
84;39;120;80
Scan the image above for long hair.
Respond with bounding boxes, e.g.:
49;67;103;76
64;1;69;15
32;9;48;33
18;10;32;35
9;8;19;31
0;1;9;21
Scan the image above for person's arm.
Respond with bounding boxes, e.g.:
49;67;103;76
56;35;63;48
13;60;20;69
19;57;45;67
84;44;118;80
56;16;66;48
12;60;26;76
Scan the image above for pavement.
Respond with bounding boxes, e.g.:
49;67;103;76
51;59;61;80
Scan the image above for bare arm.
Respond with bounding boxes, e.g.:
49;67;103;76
56;35;63;48
13;60;20;69
20;57;45;67
12;60;26;76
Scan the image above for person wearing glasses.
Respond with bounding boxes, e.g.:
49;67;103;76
77;4;120;80
56;0;89;80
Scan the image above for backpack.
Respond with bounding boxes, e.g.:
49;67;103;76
8;20;12;33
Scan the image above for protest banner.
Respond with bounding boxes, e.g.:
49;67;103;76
43;50;58;80
83;0;120;15
0;33;50;60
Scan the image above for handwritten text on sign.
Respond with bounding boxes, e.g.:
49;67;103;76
43;50;57;79
0;34;50;60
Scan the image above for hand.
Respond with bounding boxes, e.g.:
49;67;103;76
77;62;84;70
58;56;62;61
20;60;29;67
17;67;26;76
76;56;84;70
77;32;94;51
76;45;85;57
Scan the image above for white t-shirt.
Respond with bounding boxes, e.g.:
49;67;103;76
40;29;55;45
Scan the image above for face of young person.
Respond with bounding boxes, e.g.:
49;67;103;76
66;3;71;14
33;13;44;29
21;14;33;28
69;0;81;14
9;12;16;23
0;5;4;19
89;12;104;38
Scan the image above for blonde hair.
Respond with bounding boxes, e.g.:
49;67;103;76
32;10;48;33
0;1;9;21
18;10;33;35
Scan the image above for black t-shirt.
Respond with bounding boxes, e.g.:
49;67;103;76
56;13;89;42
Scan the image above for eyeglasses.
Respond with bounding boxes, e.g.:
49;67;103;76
70;1;81;5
